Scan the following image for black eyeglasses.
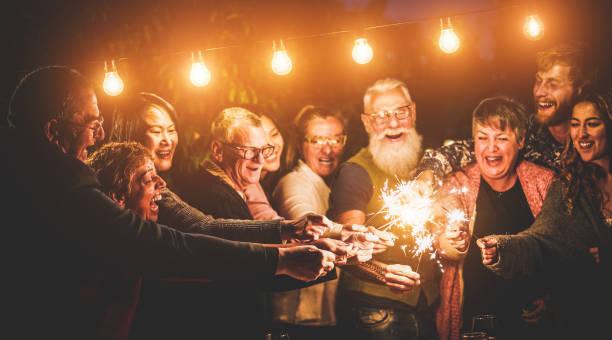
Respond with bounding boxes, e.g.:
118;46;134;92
65;116;105;135
366;105;412;125
223;143;275;160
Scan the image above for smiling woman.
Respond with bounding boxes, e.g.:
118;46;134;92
436;96;555;340
86;141;167;340
110;92;179;175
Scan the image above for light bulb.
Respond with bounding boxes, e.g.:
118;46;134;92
523;15;544;41
271;40;293;76
352;38;373;64
438;18;460;54
190;51;211;87
103;60;124;96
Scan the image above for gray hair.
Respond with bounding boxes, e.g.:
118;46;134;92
363;78;412;113
210;107;262;143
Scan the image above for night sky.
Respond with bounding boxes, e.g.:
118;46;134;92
2;0;611;167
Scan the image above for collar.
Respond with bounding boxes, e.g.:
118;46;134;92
201;158;246;199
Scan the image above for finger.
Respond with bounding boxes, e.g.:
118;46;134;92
334;255;348;265
322;261;335;272
351;224;368;232
320;249;336;263
384;272;420;287
386;266;420;280
385;282;414;292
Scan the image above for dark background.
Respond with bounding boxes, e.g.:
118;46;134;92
2;0;611;175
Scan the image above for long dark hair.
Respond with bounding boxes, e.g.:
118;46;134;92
560;90;612;214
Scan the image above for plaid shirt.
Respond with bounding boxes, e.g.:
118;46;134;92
416;114;564;183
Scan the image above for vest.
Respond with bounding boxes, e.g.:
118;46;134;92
339;148;440;308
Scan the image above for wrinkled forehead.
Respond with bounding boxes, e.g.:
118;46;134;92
231;125;267;146
131;158;155;183
368;88;412;111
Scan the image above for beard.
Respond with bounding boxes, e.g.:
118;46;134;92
368;127;423;179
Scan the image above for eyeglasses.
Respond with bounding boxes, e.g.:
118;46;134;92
223;143;275;160
65;116;105;135
304;135;347;148
366;105;412;125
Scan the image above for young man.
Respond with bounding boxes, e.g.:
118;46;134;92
416;41;598;181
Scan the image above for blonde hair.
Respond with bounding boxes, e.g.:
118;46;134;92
210;107;262;143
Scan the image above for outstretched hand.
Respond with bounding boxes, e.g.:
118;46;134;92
476;237;498;265
276;245;336;281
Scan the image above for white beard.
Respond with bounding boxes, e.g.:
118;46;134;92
368;127;423;179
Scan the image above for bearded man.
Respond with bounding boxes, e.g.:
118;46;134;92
329;78;439;340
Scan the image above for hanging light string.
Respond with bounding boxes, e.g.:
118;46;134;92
88;3;542;93
91;3;524;65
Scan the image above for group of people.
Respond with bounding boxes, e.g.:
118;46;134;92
1;39;610;340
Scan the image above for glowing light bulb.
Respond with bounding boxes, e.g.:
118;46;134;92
103;60;124;96
438;18;460;54
271;40;292;76
523;15;544;41
352;38;373;64
190;51;211;87
438;18;461;54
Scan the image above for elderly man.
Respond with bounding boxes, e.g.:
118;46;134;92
416;41;599;181
328;78;440;339
0;66;335;339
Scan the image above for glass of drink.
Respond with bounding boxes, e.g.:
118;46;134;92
460;332;488;340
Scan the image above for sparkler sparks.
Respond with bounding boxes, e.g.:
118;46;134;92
377;179;470;272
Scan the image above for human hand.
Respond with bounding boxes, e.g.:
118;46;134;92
444;226;469;252
276;245;336;281
310;238;352;265
342;232;374;264
341;224;395;254
522;297;547;324
476;237;498;265
384;264;421;292
282;213;333;242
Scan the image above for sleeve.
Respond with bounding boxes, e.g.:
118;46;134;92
159;188;283;243
486;181;588;279
243;182;282;221
327;163;373;219
64;185;279;280
434;174;469;261
273;173;323;219
414;139;475;184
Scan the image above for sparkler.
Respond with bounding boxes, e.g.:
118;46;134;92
377;179;469;273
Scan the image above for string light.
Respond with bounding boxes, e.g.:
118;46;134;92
271;40;293;76
189;51;211;87
102;60;124;96
523;14;544;40
438;17;460;54
352;38;374;64
76;5;534;79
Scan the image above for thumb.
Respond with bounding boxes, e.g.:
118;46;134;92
477;237;497;249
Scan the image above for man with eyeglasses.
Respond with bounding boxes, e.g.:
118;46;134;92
1;66;341;339
329;78;440;339
180;107;278;220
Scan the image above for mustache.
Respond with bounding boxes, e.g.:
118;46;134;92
371;127;410;140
